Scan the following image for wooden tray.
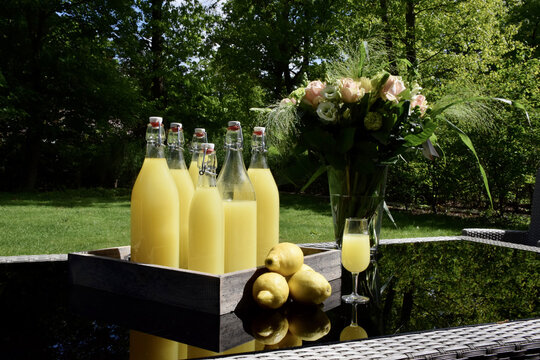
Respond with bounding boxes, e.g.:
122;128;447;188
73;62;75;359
68;246;341;315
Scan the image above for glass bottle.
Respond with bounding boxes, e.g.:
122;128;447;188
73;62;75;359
188;128;207;187
247;127;280;266
166;122;194;269
188;143;224;275
217;121;257;272
130;116;179;267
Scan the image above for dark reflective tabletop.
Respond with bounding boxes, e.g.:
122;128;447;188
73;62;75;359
1;240;538;359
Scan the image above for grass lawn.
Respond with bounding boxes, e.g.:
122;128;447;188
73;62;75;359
0;189;530;256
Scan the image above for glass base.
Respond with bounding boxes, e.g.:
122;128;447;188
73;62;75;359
342;293;369;304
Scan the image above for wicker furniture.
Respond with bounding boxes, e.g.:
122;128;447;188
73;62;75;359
462;168;540;247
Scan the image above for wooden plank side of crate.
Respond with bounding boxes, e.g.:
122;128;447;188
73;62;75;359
68;253;222;314
302;248;341;281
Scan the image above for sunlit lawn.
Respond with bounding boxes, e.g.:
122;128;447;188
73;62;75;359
0;190;529;256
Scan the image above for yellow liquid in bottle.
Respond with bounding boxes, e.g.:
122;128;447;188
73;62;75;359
129;330;178;360
341;233;370;273
188;187;224;275
170;169;194;269
223;200;256;272
131;158;179;267
188;160;199;187
247;168;279;266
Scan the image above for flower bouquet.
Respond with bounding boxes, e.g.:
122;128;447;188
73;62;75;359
252;43;525;249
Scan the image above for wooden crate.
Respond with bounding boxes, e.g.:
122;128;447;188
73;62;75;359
68;246;341;315
70;277;342;352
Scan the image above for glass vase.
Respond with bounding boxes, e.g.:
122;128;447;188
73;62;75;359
328;165;388;250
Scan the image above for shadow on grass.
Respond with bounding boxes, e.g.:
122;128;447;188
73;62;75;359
280;192;331;215
0;189;131;208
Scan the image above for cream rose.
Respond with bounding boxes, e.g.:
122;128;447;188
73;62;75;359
339;78;364;103
410;94;428;115
280;98;297;105
381;75;406;103
302;80;325;108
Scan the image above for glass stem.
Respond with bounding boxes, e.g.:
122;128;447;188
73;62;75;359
351;272;359;296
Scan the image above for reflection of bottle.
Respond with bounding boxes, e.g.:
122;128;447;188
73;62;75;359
188;128;207;187
188;143;224;275
131;117;179;267
166;123;194;269
339;303;368;341
129;330;178;360
217;121;257;273
248;127;279;266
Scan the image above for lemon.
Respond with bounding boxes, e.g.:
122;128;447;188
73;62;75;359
252;272;289;309
340;325;368;341
287;305;331;341
263;331;302;350
251;311;289;345
288;270;332;305
299;263;314;272
264;242;304;276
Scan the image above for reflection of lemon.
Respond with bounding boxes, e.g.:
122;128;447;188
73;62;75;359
265;242;304;276
287;305;331;341
251;311;289;345
288;270;332;304
263;331;302;350
340;325;368;341
252;272;289;309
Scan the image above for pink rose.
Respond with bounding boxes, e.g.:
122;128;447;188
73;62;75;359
280;98;297;105
410;94;428;115
302;80;325;108
381;75;406;103
339;78;364;103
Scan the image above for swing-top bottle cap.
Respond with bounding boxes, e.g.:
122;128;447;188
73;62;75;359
149;117;163;128
194;128;206;137
253;127;265;135
227;121;241;130
170;122;182;132
202;143;215;153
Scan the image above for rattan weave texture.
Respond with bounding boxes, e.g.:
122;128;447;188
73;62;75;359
220;319;540;359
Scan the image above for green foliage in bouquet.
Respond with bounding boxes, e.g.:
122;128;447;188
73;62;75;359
252;42;529;206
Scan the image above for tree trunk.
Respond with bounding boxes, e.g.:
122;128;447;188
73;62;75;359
405;0;417;71
380;0;396;74
151;0;165;102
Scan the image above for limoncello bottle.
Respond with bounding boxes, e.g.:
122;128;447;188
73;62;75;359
166;122;194;269
188;143;224;275
217;121;257;273
130;117;179;267
188;128;207;187
247;127;279;266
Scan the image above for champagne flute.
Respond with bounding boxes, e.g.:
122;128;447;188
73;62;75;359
341;218;370;304
339;303;368;341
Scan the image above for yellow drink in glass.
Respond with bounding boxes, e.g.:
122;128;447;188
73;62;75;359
247;168;279;266
188;187;224;275
341;233;370;273
131;157;179;268
170;169;194;269
223;200;257;272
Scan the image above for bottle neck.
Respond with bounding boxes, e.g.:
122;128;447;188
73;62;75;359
197;152;217;188
146;142;165;158
217;146;255;200
166;145;187;169
249;147;269;169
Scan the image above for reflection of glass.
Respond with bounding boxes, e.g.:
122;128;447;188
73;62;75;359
339;303;368;341
341;218;370;304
